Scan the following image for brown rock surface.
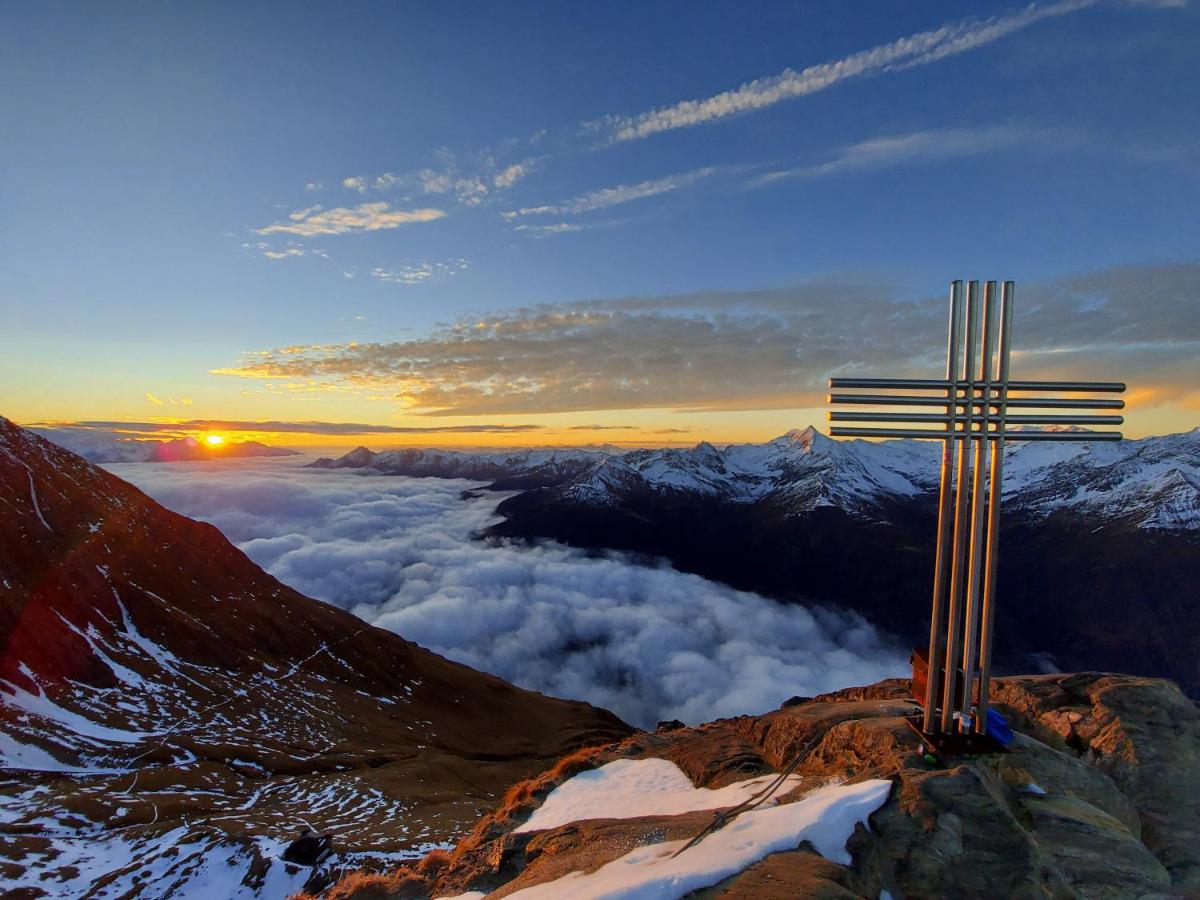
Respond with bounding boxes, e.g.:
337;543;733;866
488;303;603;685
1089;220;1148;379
325;672;1198;899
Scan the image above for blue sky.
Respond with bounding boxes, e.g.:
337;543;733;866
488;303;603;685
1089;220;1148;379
2;1;1197;444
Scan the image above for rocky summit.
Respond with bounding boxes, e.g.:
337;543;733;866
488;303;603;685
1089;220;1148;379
318;672;1199;900
0;417;630;897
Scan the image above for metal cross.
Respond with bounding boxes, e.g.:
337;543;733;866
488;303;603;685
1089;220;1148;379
826;281;1126;741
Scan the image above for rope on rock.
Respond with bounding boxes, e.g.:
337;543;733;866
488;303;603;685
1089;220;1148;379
671;716;853;858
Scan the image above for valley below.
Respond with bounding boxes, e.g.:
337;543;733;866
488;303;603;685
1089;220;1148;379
313;426;1200;697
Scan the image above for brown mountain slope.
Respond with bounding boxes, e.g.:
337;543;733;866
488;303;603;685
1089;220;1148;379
323;672;1199;900
0;416;630;897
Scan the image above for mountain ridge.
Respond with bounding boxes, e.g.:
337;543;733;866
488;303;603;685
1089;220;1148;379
0;416;630;896
311;426;1200;531
28;426;301;463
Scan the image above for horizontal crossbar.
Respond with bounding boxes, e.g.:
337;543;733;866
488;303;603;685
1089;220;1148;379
828;377;1126;393
828;412;1123;426
828;393;1125;410
829;426;1123;442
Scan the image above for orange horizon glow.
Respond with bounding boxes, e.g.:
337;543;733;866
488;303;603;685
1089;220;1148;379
16;400;1197;457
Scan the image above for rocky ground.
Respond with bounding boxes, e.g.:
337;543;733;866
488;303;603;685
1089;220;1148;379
317;671;1200;900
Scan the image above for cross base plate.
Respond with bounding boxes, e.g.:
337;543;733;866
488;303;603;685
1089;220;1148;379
904;714;1008;758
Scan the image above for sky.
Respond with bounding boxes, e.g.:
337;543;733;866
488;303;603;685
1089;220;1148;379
2;0;1197;449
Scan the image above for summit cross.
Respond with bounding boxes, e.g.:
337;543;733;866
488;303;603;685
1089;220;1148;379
827;280;1127;742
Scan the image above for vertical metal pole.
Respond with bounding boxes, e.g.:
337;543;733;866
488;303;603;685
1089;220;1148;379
958;282;998;725
922;281;963;733
940;281;979;733
975;281;1014;735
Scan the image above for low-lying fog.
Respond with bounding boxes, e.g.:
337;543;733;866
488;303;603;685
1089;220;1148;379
109;458;906;728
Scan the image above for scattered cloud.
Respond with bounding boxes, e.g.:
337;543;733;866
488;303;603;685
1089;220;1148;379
343;152;541;208
453;175;490;206
493;160;536;189
593;0;1096;143
304;181;323;192
567;424;638;431
144;393;192;407
370;259;470;285
257;202;446;237
242;240;308;260
212;263;1200;421
114;463;906;727
505;166;717;220
411;169;453;193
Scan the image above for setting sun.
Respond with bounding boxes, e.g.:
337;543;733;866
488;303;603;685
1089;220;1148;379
204;434;225;446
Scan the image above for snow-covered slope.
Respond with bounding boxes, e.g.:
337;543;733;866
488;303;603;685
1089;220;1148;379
1001;428;1200;530
0;416;629;897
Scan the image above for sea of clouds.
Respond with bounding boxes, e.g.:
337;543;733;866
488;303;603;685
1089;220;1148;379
108;458;907;728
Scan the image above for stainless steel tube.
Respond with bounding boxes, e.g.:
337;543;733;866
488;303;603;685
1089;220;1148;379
922;281;962;733
830;377;1126;392
827;394;1126;410
828;412;1123;426
958;282;998;726
940;281;979;733
828;426;1124;441
975;282;1015;735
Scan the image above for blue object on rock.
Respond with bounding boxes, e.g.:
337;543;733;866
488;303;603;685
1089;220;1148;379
987;707;1014;746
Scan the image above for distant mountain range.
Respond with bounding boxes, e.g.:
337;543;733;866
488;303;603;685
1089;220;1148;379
29;428;299;463
312;426;1200;694
311;426;1200;532
0;417;627;896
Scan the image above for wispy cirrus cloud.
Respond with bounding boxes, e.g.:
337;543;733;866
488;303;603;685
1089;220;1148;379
211;263;1200;423
752;125;1073;186
36;419;545;436
513;222;587;237
503;166;718;228
257;202;445;237
566;424;638;431
593;0;1096;143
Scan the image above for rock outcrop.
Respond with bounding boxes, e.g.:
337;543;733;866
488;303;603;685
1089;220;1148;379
320;673;1200;899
